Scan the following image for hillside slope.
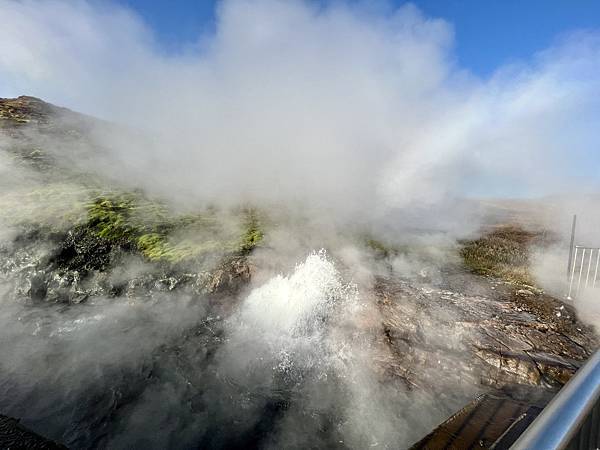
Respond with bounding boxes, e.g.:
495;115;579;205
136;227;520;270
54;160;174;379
0;96;597;449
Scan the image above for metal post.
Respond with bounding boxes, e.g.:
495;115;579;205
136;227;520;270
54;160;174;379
586;249;594;289
567;214;577;279
594;251;599;289
568;246;579;300
576;248;586;298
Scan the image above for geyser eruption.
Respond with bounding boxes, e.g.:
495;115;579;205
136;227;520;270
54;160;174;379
214;250;364;446
213;249;419;449
224;249;359;361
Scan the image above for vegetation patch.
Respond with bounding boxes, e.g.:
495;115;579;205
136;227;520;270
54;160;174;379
364;237;396;258
85;195;264;264
460;225;550;286
87;196;139;241
0;183;90;230
238;210;264;254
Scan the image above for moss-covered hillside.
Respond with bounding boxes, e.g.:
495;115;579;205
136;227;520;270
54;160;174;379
460;226;553;287
86;194;263;263
0;96;266;303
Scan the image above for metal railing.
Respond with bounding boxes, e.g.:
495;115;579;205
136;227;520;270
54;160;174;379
511;350;600;449
568;246;600;300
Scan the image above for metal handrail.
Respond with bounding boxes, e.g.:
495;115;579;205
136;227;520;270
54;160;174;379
511;350;600;449
568;246;600;299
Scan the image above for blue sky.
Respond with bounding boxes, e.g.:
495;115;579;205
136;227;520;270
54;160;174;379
123;0;600;76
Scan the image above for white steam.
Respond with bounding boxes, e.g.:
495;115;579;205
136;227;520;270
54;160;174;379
1;0;599;225
218;249;360;394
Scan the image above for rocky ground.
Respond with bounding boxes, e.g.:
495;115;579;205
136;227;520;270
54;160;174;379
376;269;595;392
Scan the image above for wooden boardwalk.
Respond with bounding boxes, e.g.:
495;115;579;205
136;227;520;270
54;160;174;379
410;394;542;450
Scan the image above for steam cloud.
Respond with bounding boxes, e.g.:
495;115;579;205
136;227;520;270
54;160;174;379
1;0;600;448
1;0;599;223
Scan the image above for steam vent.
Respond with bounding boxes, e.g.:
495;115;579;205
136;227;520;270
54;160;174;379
2;1;600;449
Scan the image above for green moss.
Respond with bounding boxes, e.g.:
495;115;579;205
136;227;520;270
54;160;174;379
460;226;540;286
238;210;264;253
137;233;230;262
87;196;139;241
364;237;394;258
85;195;265;264
0;183;90;229
136;233;167;259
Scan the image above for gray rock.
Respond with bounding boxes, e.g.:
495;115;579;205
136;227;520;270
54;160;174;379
516;289;534;297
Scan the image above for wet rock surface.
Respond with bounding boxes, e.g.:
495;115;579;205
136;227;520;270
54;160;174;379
0;204;597;448
0;223;253;306
0;222;597;449
375;267;597;393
